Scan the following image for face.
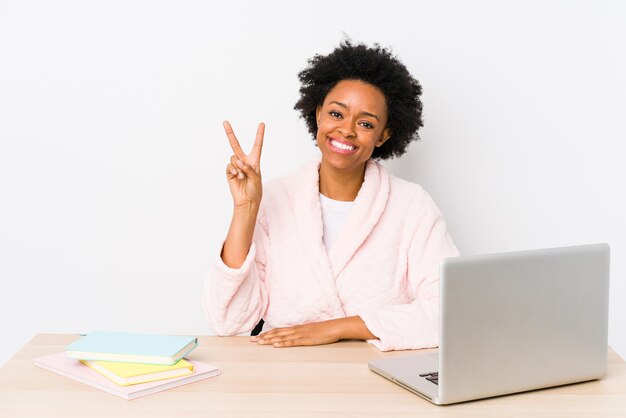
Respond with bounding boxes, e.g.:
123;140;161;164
315;79;390;173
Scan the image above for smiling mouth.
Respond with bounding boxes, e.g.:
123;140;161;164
328;137;356;152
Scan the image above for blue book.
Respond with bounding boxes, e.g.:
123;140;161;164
66;331;198;365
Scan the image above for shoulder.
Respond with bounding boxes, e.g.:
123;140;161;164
262;159;319;206
264;160;313;192
382;167;457;253
384;168;442;216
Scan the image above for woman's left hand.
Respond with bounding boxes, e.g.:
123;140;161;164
250;316;376;348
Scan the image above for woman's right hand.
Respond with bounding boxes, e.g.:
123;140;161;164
223;121;265;210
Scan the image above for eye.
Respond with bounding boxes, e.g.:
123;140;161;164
329;110;342;118
359;121;374;129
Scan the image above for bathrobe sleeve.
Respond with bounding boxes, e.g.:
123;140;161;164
358;201;459;351
202;205;270;336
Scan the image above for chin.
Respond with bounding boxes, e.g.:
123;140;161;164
320;154;360;171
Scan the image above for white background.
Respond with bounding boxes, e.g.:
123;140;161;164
1;0;625;366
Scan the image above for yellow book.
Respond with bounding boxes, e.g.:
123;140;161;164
81;358;194;386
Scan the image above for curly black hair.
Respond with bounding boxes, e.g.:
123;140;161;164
294;40;423;160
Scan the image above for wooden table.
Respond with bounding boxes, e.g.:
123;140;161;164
1;334;625;417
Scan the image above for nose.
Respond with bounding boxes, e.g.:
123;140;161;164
337;118;356;138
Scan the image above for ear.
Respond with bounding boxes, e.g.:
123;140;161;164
376;128;391;147
315;105;321;126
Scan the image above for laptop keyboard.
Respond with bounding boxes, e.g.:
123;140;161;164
419;372;438;385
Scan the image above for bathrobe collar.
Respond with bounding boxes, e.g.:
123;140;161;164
293;155;390;278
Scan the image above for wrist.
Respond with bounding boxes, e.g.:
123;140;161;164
232;203;260;226
233;201;260;215
336;316;376;341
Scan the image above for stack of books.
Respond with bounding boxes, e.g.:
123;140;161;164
33;331;220;400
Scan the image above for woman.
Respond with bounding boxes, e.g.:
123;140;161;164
203;41;458;351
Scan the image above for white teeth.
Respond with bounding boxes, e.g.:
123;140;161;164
330;139;355;151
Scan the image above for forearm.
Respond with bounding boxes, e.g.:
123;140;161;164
221;203;260;268
204;249;268;336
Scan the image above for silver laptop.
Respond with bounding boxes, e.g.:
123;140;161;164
368;243;610;405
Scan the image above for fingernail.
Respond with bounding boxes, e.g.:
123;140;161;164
257;339;265;344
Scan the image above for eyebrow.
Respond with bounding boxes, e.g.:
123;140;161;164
329;101;380;121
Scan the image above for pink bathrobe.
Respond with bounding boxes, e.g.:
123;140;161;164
202;157;459;351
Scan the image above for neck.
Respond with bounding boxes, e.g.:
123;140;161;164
318;160;367;201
